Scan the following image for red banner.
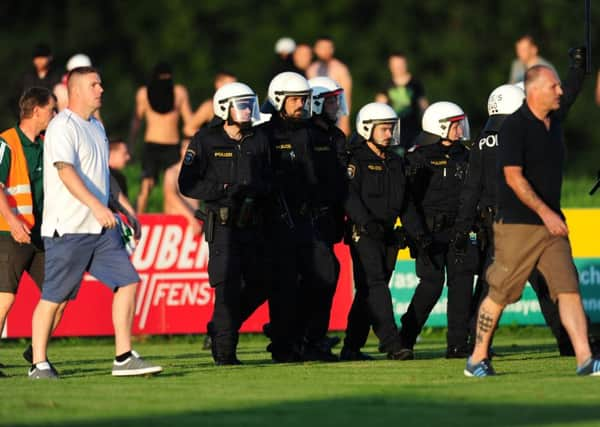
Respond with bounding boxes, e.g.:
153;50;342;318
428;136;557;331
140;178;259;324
4;215;353;338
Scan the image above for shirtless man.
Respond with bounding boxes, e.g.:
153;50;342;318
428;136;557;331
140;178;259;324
292;43;313;76
162;141;201;235
306;37;353;135
131;62;193;213
183;71;236;138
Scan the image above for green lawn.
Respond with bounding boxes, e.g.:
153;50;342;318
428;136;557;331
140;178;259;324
2;328;600;427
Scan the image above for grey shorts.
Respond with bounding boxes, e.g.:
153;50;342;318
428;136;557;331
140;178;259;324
0;234;44;293
41;227;140;303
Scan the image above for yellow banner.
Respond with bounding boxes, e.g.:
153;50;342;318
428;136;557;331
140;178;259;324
565;208;600;257
396;208;600;260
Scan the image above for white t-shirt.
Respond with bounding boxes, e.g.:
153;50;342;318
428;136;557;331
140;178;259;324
42;108;110;236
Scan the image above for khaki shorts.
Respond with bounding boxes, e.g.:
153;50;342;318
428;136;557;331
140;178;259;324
486;222;579;305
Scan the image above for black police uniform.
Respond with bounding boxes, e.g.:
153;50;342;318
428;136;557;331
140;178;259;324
262;113;340;362
399;140;475;355
294;118;347;359
343;139;423;358
454;114;572;354
178;119;272;364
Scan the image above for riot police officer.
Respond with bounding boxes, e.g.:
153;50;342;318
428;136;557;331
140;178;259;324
454;84;575;356
178;82;271;365
341;102;424;361
399;101;475;359
292;77;348;359
262;72;340;362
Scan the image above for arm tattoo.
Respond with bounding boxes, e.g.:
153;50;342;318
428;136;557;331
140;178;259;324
476;310;495;344
54;161;73;170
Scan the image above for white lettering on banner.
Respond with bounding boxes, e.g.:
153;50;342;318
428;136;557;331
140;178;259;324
156;226;183;269
178;227;199;269
133;225;163;270
583;299;600;312
132;224;209;271
136;272;212;329
128;220;214;330
579;266;600;286
395;298;542;318
389;271;419;289
503;300;541;316
153;282;212;306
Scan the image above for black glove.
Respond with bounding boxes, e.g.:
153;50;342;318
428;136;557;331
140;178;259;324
225;183;253;199
418;233;432;252
568;46;586;70
393;227;409;249
364;221;385;240
451;231;469;264
452;231;469;253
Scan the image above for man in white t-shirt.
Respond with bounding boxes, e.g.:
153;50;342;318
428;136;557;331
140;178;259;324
29;67;162;379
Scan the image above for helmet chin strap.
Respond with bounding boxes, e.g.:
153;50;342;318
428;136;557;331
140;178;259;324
370;140;393;156
315;112;336;126
226;117;252;131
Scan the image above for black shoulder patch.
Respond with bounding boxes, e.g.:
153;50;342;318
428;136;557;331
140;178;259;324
347;164;356;179
183;149;196;165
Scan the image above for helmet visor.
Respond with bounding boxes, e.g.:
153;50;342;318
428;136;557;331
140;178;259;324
279;90;312;119
315;89;348;120
445;115;470;142
370;118;401;147
230;96;261;124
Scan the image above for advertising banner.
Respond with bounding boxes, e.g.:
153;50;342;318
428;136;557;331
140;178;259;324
3;209;599;338
4;215;352;338
390;208;600;327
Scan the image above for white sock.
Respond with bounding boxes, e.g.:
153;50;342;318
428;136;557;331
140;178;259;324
35;361;51;370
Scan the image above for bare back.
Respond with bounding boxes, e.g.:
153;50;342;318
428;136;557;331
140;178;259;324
136;84;192;144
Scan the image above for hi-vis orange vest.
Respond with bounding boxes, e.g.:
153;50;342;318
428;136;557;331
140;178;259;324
0;128;35;230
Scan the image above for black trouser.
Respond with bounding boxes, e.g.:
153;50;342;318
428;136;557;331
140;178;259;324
266;218;339;357
296;212;341;346
343;234;402;353
469;222;570;348
400;229;476;349
208;224;270;362
297;242;340;345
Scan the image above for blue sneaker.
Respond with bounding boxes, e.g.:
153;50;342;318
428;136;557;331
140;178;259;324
464;357;496;377
576;358;600;376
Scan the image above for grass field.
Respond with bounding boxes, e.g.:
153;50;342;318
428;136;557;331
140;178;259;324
1;328;600;427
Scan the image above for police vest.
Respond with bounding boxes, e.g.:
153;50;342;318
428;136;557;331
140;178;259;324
0;128;35;230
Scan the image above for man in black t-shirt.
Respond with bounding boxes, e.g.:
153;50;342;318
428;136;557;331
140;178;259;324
9;44;61;119
466;50;600;377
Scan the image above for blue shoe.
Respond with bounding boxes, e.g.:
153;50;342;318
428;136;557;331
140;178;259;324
464;357;496;377
576;358;600;376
